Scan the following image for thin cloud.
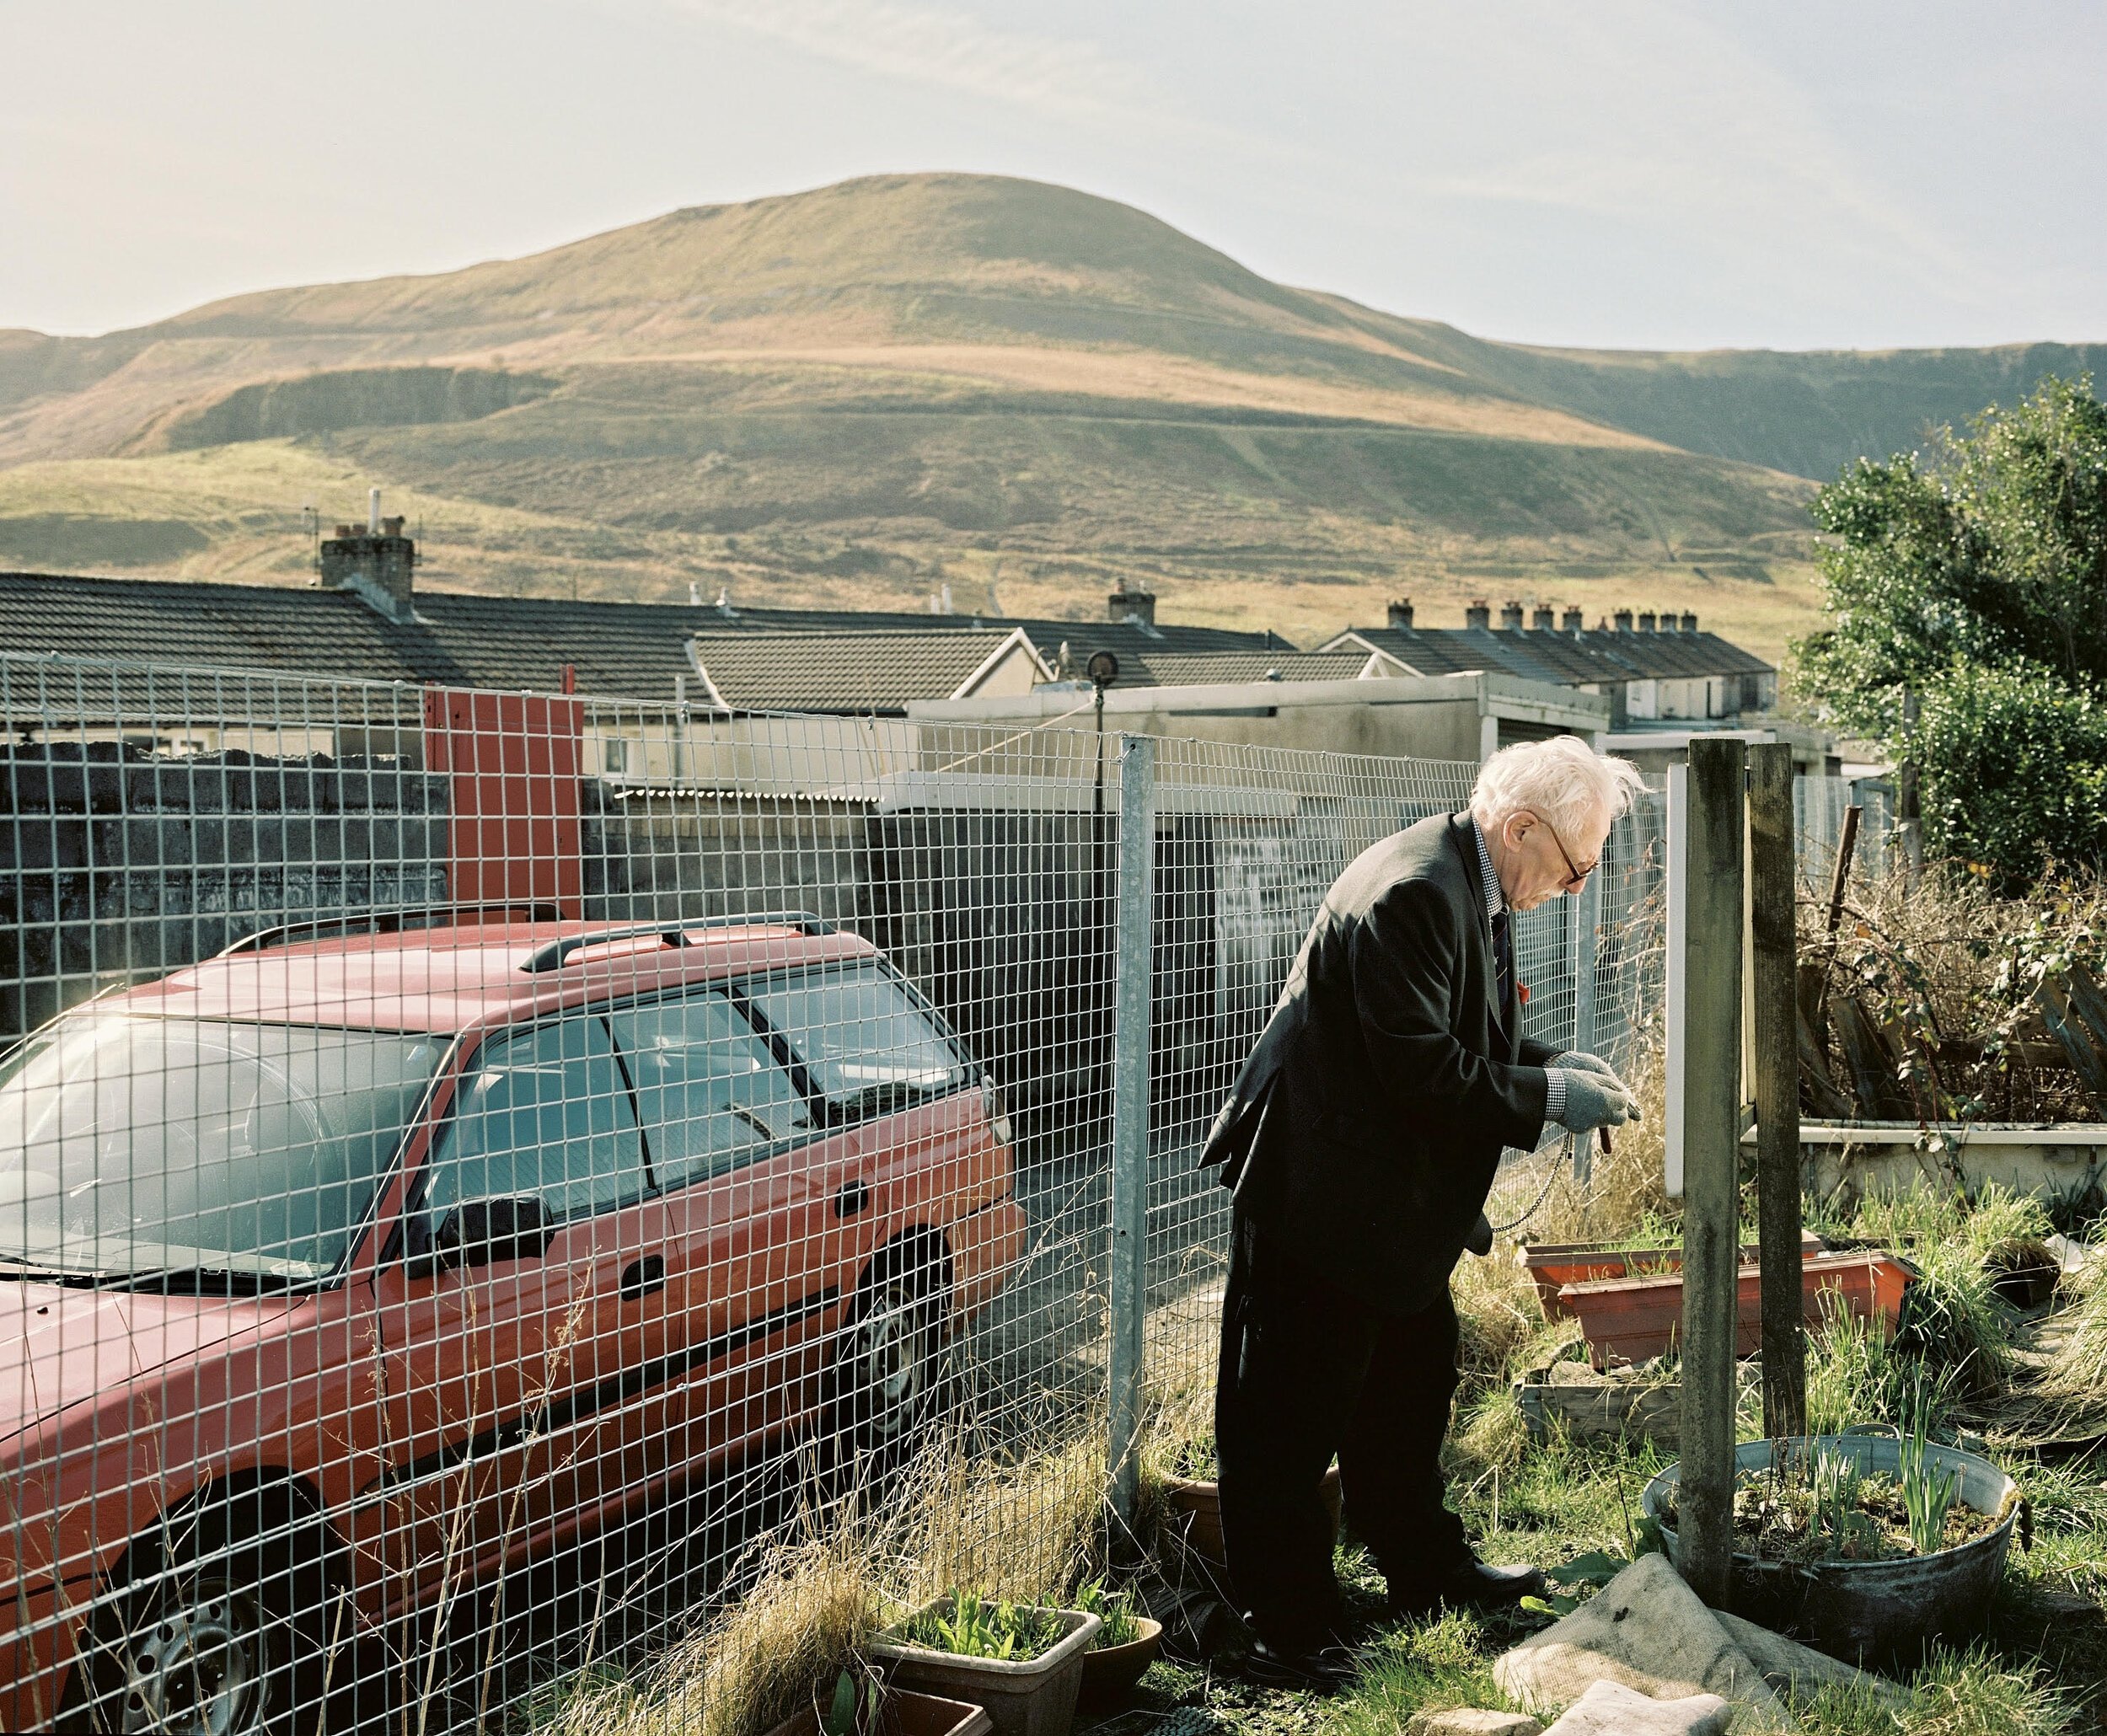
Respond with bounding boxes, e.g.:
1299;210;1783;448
654;0;1304;162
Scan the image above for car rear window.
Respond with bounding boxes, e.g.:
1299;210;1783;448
742;962;968;1115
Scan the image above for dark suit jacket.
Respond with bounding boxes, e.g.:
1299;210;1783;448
1198;811;1558;1313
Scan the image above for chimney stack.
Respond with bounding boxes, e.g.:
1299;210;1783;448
1638;610;1657;632
1531;603;1556;630
318;492;417;622
1464;598;1492;630
1612;608;1634;631
1107;587;1156;626
1682;610;1699;632
1562;605;1585;634
1387;597;1415;630
1500;599;1525;630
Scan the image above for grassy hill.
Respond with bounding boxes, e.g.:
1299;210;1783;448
2;173;2095;662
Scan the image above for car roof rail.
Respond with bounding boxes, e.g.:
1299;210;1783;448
517;910;838;976
217;903;569;958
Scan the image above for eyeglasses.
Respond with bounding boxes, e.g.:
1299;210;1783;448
1532;813;1598;889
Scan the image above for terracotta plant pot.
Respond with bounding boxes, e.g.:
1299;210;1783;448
1076;1616;1163;1706
870;1599;1099;1736
1562;1249;1914;1370
764;1687;993;1736
1161;1463;1343;1594
1520;1230;1826;1319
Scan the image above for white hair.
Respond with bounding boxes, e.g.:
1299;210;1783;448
1470;736;1646;839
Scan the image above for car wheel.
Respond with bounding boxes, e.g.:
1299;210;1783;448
830;1261;947;1465
79;1508;337;1736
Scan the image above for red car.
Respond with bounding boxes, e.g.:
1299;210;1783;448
0;912;1027;1735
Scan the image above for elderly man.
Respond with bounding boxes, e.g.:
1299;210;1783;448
1198;735;1647;1686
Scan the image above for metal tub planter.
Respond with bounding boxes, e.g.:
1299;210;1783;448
1642;1435;2019;1665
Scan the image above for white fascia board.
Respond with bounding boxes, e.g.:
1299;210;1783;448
684;638;734;711
953;626;1053;698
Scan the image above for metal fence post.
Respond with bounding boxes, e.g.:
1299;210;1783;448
1107;733;1156;1529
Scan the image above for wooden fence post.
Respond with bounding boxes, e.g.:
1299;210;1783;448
1680;738;1745;1607
1750;744;1806;1441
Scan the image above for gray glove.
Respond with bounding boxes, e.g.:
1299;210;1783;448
1556;1069;1638;1134
1553;1048;1622;1082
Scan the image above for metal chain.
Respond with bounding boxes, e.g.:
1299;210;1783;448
1486;1132;1583;1235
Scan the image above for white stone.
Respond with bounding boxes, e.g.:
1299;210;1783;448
1541;1680;1731;1736
1491;1553;1792;1731
1406;1712;1544;1736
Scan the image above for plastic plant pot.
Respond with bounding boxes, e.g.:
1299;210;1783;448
869;1600;1099;1736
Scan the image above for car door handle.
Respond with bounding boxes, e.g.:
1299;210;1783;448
619;1255;667;1302
834;1179;871;1219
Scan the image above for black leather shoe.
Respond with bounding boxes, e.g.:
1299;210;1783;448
1238;1637;1359;1691
1386;1557;1546;1621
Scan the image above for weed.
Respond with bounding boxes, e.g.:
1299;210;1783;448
1072;1580;1141;1649
898;1591;1064;1662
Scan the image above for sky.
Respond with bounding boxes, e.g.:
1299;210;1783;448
6;0;2104;351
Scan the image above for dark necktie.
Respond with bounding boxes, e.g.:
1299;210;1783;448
1491;908;1515;1021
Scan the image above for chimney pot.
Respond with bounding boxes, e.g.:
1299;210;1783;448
1612;608;1634;631
1387;597;1415;630
1562;605;1585;634
1531;603;1556;630
1464;598;1492;630
1107;587;1156;626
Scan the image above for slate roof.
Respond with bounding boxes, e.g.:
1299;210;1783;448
0;571;710;699
0;572;1286;714
704;603;1286;664
1323;624;1772;686
1107;651;1375;688
688;628;1045;715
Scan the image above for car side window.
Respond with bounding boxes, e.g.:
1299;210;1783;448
607;992;812;1187
423;1015;646;1221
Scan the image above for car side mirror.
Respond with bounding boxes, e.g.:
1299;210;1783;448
435;1195;555;1270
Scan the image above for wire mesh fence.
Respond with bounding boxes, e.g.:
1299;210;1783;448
0;648;1820;1735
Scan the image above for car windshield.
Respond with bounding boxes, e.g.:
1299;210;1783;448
0;1015;447;1280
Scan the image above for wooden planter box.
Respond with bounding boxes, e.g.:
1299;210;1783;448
765;1688;993;1736
1520;1230;1824;1319
870;1601;1098;1736
1563;1250;1914;1370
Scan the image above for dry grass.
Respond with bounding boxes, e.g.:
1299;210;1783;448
537;1526;879;1736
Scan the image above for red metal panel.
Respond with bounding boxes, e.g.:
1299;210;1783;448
421;688;584;917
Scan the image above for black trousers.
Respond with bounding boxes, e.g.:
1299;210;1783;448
1214;1210;1469;1651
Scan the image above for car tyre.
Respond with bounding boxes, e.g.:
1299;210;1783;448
828;1254;949;1473
76;1502;340;1736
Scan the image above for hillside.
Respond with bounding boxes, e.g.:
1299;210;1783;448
2;173;2094;660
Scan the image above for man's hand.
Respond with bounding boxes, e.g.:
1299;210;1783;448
1553;1049;1623;1084
1555;1070;1638;1134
